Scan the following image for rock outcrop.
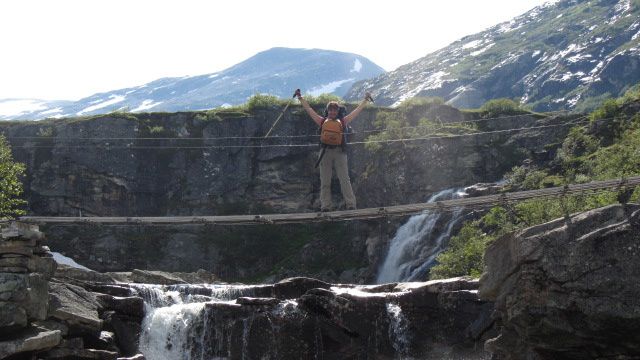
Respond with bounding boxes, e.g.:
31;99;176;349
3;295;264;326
0;222;148;359
1;107;575;281
0;222;59;358
129;276;494;359
479;204;640;359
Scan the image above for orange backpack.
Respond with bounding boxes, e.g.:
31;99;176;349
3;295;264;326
320;119;344;146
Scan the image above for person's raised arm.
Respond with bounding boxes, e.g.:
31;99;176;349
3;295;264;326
343;92;373;124
295;89;324;126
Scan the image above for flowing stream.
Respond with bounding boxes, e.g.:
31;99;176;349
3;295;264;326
127;188;476;359
134;284;257;360
376;188;467;284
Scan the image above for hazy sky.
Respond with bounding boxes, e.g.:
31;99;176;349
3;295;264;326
1;0;548;101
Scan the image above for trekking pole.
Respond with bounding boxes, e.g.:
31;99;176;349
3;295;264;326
264;89;300;138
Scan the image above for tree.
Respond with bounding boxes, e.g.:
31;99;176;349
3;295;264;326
0;134;26;219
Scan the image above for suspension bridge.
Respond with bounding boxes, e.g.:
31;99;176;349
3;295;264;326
6;111;638;225
17;176;640;225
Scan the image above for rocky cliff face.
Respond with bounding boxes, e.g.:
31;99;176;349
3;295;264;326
4;201;638;359
479;203;640;359
0;105;576;281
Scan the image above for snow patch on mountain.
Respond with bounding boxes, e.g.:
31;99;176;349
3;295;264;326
567;53;592;63
132;100;163;112
351;58;362;73
609;0;632;24
77;95;125;115
497;20;523;34
462;40;484;49
392;71;449;107
471;43;494;56
308;79;354;96
0;99;48;117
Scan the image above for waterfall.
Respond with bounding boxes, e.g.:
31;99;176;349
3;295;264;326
138;302;207;360
376;188;467;284
386;303;412;357
134;284;257;360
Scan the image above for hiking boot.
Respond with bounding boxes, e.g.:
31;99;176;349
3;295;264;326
320;207;331;212
346;205;356;210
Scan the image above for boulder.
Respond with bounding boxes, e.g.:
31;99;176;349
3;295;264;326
182;278;493;359
0;327;61;359
101;311;142;357
96;294;144;318
55;264;125;283
130;269;185;285
236;297;281;306
49;281;103;335
479;204;640;359
270;277;331;299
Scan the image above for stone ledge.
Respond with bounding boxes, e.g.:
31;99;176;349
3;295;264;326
0;327;61;359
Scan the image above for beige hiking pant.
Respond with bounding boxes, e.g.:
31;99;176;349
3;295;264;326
319;147;356;210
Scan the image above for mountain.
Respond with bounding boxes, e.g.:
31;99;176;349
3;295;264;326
0;47;385;120
345;0;640;112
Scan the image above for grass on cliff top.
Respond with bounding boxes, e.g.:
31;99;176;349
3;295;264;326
364;97;540;152
430;92;640;280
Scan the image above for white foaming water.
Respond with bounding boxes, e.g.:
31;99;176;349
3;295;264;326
138;302;206;360
386;303;412;357
133;283;303;360
134;284;256;360
376;188;466;284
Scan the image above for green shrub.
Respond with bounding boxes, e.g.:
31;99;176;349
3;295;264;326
559;127;599;159
305;93;342;107
480;98;526;117
619;83;640;104
246;94;286;111
148;125;165;134
430;223;492;279
434;89;640;279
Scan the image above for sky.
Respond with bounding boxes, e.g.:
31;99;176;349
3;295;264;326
0;0;549;101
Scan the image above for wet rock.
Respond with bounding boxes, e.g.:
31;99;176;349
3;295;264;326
94;331;120;353
183;278;493;359
117;355;145;360
101;311;141;357
236;297;280;306
270;277;331;299
44;347;119;359
84;284;134;298
464;182;503;197
479;204;640;359
96;294;144;319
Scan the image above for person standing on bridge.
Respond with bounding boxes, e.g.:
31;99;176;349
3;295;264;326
295;89;373;211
